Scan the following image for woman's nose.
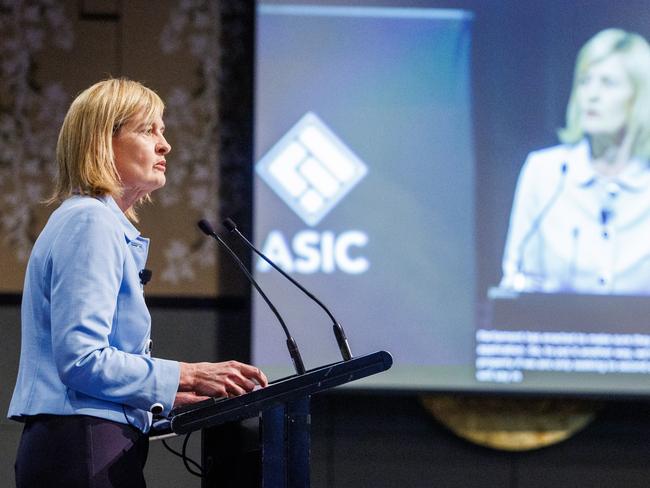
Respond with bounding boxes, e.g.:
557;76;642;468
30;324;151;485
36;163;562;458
584;81;601;100
157;136;171;155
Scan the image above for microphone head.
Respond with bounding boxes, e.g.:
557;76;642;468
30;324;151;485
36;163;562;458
197;219;216;236
222;218;237;232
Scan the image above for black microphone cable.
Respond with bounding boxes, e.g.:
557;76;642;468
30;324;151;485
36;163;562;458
162;431;208;478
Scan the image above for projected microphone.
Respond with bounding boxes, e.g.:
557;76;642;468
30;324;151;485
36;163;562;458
514;162;569;284
197;219;306;375
222;217;353;362
567;226;580;286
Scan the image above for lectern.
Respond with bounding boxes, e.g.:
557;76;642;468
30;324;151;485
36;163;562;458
168;350;393;487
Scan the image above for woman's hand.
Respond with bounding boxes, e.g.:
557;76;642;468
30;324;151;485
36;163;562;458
175;361;268;406
173;391;211;407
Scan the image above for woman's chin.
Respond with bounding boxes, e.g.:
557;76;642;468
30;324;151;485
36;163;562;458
148;176;166;192
583;123;627;140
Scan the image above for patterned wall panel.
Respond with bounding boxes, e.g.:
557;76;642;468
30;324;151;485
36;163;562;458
0;0;229;297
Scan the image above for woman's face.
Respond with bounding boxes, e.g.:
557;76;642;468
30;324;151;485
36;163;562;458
112;111;171;197
577;54;634;138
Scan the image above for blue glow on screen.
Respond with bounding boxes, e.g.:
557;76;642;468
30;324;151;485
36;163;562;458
253;4;475;389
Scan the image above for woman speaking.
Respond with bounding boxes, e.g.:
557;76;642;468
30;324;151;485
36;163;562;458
501;28;650;295
8;78;267;487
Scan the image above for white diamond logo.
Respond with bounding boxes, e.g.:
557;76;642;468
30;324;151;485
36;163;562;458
256;112;368;226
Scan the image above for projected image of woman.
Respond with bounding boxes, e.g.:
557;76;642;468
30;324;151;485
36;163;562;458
501;28;650;294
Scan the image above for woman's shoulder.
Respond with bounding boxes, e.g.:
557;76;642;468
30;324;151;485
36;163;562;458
526;142;578;163
50;196;123;236
56;195;114;216
33;196;125;261
521;141;584;175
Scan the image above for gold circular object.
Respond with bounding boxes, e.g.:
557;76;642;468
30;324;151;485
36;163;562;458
421;395;601;451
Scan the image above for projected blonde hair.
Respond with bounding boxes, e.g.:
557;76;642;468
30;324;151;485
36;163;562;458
559;28;650;159
51;78;165;220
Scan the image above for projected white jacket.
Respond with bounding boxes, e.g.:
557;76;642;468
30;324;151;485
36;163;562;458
500;138;650;295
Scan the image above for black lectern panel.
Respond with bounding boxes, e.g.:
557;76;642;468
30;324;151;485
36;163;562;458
170;350;392;434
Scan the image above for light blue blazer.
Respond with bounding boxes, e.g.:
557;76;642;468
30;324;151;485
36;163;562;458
8;195;180;433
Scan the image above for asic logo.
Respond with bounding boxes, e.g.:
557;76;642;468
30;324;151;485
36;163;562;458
257;230;370;275
256;112;368;226
256;112;370;275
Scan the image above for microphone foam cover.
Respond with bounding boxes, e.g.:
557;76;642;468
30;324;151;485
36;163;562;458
222;218;237;232
197;219;215;236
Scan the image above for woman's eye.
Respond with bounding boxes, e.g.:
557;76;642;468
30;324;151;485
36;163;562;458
601;77;620;87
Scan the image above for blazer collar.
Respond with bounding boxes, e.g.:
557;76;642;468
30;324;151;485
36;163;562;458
97;195;141;243
569;139;650;192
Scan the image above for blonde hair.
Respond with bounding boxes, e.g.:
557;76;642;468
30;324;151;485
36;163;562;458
51;78;165;220
559;29;650;159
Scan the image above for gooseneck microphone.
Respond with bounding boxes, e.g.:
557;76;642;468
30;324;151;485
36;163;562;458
222;217;353;362
515;162;569;277
197;219;306;375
